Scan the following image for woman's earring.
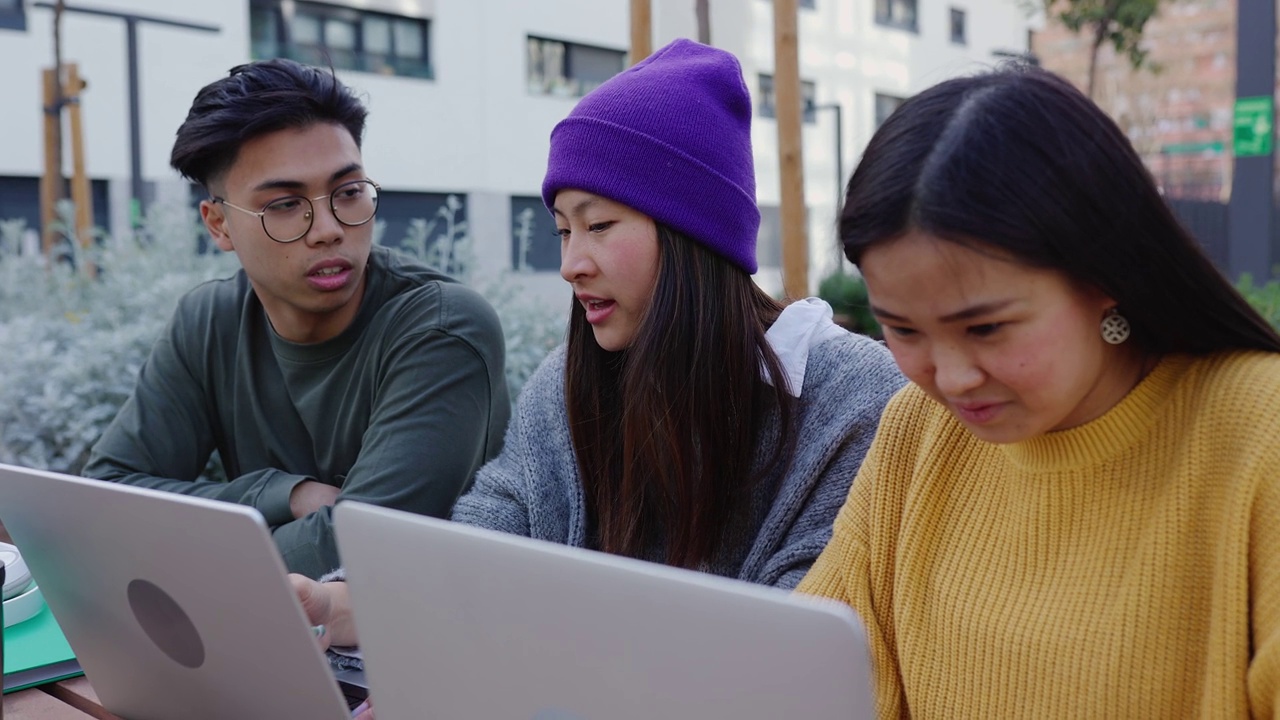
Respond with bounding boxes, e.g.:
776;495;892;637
1100;308;1131;345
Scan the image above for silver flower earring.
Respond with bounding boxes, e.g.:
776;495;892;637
1100;308;1131;345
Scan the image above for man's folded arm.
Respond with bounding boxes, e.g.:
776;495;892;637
82;318;310;527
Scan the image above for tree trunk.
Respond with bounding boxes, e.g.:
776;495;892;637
1086;1;1121;99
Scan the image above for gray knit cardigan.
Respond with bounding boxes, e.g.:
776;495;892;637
451;332;904;590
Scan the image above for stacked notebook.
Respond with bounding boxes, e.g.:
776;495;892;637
3;544;82;693
5;602;81;692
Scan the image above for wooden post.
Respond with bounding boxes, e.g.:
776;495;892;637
40;67;62;257
66;62;94;275
773;0;808;298
630;0;652;66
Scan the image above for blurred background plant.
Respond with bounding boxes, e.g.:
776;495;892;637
0;200;236;474
384;194;563;399
1234;273;1280;331
816;268;880;339
0;196;562;475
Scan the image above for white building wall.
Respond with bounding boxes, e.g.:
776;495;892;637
739;0;1035;285
0;0;1034;300
0;0;237;240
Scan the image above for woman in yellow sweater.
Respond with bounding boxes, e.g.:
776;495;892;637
797;66;1280;718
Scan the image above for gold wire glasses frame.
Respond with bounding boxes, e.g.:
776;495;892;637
212;179;381;244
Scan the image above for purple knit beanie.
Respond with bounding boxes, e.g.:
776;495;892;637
542;38;760;274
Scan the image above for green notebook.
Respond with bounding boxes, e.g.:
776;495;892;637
3;600;82;693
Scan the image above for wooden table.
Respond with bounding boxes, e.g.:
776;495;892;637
3;660;122;719
3;686;96;719
2;521;124;719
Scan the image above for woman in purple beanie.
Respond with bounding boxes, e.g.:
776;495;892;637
292;39;903;666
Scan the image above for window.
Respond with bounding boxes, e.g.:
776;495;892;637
759;74;774;117
756;205;784;268
0;176;111;247
874;93;907;129
250;1;432;80
375;191;470;275
510;196;561;272
0;0;25;31
756;204;808;267
876;0;918;32
950;7;966;45
757;74;818;124
527;36;625;97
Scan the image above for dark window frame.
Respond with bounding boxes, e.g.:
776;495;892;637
874;92;908;129
757;73;818;124
509;195;561;272
759;74;775;118
527;35;626;98
0;175;111;244
375;190;469;270
0;0;26;31
875;0;918;33
949;7;967;45
249;0;433;80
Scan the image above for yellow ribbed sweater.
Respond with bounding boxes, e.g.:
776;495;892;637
798;351;1280;719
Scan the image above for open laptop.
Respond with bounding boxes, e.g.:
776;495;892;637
335;501;876;720
0;462;364;719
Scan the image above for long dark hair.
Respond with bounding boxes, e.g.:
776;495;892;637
564;224;796;570
840;65;1280;355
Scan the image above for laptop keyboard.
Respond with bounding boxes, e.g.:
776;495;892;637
339;679;369;711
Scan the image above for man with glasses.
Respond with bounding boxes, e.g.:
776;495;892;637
83;59;511;579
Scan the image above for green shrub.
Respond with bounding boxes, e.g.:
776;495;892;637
1236;274;1280;331
817;270;880;338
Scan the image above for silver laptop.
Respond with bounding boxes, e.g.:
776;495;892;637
0;462;359;719
335;501;875;720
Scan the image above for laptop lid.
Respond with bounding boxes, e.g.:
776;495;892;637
335;501;875;720
0;463;351;720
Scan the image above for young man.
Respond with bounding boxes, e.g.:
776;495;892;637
83;59;511;578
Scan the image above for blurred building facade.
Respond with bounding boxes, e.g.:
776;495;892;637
1035;0;1279;203
0;0;1034;299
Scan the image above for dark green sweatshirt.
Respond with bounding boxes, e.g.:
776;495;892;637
84;245;511;578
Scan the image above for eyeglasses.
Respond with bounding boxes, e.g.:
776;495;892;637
213;179;380;244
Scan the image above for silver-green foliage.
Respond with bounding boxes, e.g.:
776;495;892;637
0;197;562;474
0;202;237;473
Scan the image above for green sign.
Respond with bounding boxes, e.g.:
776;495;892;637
1161;141;1224;156
1234;96;1274;157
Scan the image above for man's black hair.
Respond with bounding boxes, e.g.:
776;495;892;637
170;58;368;189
